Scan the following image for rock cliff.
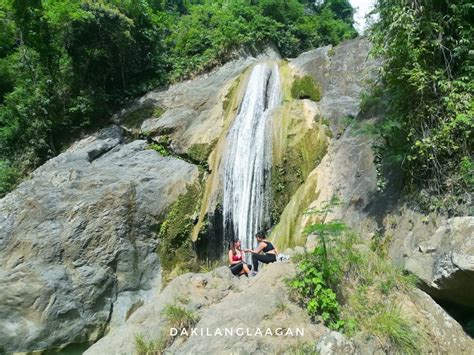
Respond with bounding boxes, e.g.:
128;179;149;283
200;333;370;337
0;37;472;354
0;126;202;352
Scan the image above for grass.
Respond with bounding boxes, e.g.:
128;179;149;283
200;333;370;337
162;304;199;330
134;304;199;354
339;238;421;353
198;259;223;273
372;305;419;353
135;334;167;355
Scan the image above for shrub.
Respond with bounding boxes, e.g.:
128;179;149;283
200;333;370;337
290;252;342;329
148;143;170;157
459;156;474;188
289;197;345;329
290;197;422;352
370;0;473;197
291;75;321;101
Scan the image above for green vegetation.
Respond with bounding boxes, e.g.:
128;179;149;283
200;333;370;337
327;46;336;57
290;198;422;353
161;304;199;330
0;160;18;195
135;304;199;355
289;197;346;330
369;0;473;210
187;141;216;165
158;181;203;281
148;143;171;157
135;334;167;355
291;75;322;102
0;0;356;198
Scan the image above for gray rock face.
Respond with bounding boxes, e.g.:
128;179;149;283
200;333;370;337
290;37;379;126
390;213;474;307
267;38;381;248
316;331;355;354
2;36;472;354
0;126;200;353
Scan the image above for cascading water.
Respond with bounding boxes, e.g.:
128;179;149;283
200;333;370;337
222;62;281;252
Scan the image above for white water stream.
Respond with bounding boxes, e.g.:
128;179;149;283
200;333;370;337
222;62;281;252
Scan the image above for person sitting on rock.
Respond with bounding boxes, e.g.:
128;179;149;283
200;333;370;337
228;239;252;277
244;231;278;275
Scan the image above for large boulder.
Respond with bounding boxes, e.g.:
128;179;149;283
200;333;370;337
0;126;200;353
389;212;474;308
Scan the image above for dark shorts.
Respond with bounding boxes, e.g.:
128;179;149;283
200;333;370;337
229;262;251;275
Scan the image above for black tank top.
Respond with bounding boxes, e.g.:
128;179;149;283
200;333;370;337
262;241;275;253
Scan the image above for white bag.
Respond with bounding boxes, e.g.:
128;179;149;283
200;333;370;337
276;254;290;262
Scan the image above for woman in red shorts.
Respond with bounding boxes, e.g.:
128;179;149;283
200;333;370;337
228;239;252;277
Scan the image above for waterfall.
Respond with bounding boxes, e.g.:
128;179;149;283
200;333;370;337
222;62;281;252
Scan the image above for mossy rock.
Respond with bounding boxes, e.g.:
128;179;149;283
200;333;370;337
222;76;241;115
121;104;164;129
271;130;327;224
270;100;328;226
291;75;322;102
187;141;217;165
157;179;203;280
327;46;336;57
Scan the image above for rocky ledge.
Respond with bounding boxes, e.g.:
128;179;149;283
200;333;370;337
86;259;473;354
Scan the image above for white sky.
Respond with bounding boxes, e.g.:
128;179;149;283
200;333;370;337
349;0;376;34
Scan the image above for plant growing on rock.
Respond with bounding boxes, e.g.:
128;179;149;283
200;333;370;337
135;304;199;354
289;197;346;329
158;180;205;282
162;304;199;331
148;143;170;156
291;75;321;102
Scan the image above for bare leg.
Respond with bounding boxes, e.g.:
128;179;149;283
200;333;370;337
243;263;250;275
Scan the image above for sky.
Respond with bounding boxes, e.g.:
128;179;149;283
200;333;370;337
349;0;376;34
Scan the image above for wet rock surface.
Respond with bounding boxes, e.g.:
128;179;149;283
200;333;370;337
272;38;380;248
